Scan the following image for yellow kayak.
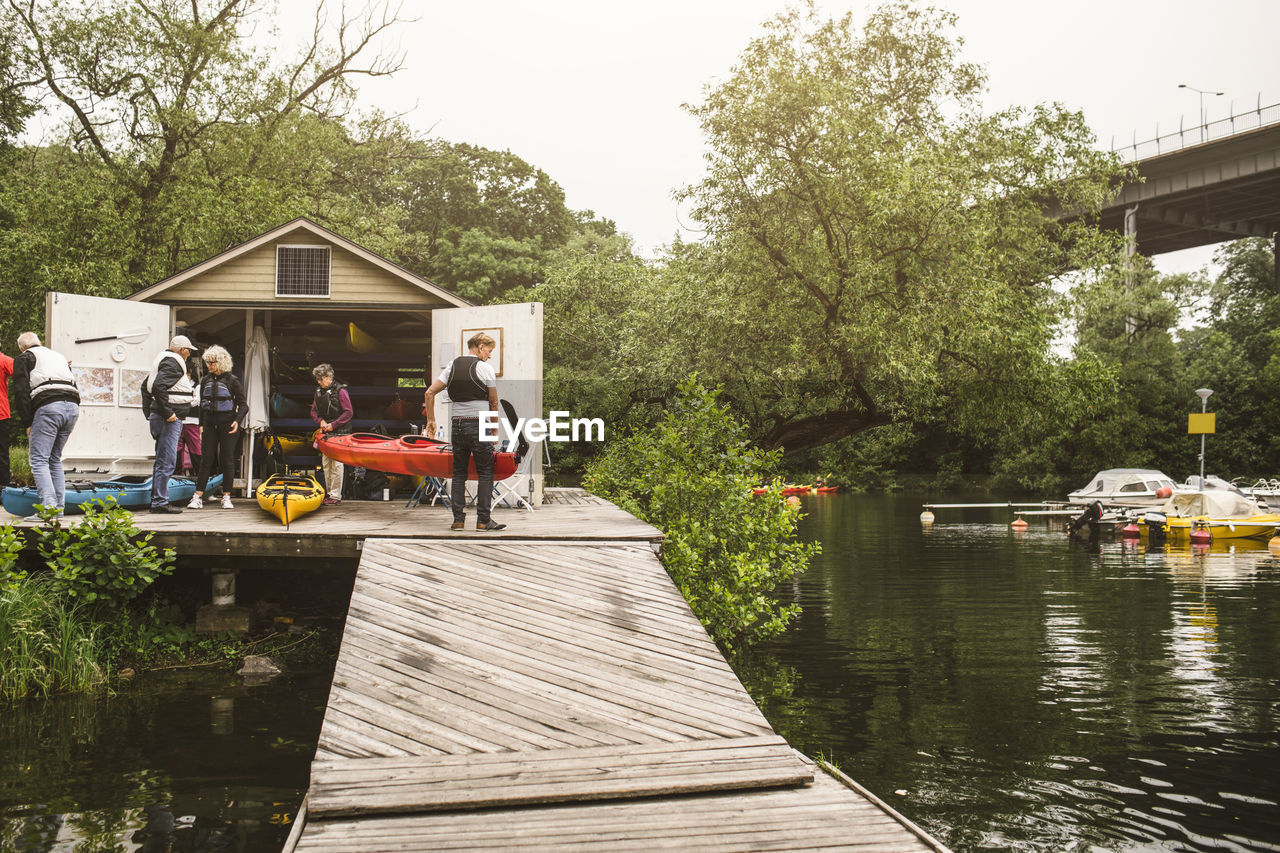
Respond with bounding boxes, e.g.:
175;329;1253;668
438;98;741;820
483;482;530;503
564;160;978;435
263;433;311;456
256;474;325;526
347;321;379;353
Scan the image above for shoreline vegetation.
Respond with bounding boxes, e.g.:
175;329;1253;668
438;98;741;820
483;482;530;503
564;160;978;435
0;501;325;700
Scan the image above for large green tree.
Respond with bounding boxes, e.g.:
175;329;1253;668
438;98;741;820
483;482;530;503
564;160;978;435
4;0;405;283
664;1;1123;456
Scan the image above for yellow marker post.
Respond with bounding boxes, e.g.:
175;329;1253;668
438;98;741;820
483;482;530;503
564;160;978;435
1191;389;1215;485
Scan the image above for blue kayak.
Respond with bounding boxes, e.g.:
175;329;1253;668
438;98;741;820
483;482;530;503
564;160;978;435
3;474;223;517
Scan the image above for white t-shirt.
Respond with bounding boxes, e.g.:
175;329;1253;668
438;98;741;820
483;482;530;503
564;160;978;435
437;357;497;419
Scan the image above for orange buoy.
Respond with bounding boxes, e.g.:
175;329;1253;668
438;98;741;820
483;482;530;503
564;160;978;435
1155;486;1173;499
1121;522;1141;538
786;496;801;507
1011;517;1028;530
1270;534;1280;557
920;510;935;525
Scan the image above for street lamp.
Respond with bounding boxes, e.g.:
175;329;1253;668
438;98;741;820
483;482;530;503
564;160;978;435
1195;388;1213;485
1179;84;1224;142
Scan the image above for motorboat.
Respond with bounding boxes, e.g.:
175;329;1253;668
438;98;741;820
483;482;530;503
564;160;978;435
1143;489;1280;540
1068;469;1177;507
256;474;325;526
316;432;518;480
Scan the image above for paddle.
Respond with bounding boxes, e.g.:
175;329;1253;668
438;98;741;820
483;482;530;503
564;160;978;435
74;327;152;345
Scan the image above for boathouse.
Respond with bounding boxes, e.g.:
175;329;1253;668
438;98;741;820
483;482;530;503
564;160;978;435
45;217;544;501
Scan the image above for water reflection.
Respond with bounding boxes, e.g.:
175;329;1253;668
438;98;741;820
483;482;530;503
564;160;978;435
744;493;1280;851
0;669;329;852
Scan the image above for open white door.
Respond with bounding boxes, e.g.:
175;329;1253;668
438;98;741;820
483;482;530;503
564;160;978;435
45;291;172;474
429;302;544;504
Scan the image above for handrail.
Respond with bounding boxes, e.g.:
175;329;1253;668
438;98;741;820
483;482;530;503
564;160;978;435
1112;101;1280;163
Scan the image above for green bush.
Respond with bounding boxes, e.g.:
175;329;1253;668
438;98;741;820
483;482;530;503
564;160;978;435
0;522;25;582
34;500;176;608
0;575;106;699
585;379;818;654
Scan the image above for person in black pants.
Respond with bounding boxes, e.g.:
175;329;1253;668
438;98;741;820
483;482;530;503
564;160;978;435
186;345;247;510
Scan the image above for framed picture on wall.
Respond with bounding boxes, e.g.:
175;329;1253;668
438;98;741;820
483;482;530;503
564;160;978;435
461;327;504;377
72;365;116;406
120;368;149;408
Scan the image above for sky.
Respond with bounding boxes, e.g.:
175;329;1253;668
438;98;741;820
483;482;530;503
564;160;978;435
273;0;1280;272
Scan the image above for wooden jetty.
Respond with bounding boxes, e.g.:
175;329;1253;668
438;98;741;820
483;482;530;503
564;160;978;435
279;500;947;851
15;488;947;849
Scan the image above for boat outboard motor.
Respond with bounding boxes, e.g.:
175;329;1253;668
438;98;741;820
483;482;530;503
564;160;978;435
1067;500;1104;537
1143;510;1167;545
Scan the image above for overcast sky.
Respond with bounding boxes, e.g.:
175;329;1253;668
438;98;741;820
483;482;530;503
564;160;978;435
277;0;1280;272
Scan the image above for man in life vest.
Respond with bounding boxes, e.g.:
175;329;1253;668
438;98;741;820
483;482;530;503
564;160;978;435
11;332;80;518
141;335;197;513
423;332;506;531
311;363;353;505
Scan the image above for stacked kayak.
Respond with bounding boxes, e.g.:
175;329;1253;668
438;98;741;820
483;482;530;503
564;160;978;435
2;474;222;516
256;474;325;525
317;433;518;480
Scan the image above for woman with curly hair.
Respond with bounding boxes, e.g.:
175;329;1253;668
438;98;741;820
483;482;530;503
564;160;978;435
188;345;247;509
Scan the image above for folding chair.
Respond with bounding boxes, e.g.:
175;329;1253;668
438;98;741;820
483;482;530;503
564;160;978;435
406;475;452;509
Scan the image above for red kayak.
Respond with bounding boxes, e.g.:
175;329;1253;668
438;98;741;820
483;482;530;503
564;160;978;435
316;433;518;480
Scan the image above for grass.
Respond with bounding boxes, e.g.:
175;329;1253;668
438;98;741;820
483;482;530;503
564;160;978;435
0;575;107;699
10;446;31;486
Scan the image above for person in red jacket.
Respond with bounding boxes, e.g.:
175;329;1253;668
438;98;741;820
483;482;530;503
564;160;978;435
0;346;12;486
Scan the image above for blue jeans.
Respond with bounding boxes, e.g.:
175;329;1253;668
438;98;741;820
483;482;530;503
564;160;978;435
29;400;80;512
451;417;496;524
149;413;183;507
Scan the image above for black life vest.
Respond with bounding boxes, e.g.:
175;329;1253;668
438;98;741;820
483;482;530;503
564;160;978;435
314;380;350;432
446;356;487;403
201;373;236;415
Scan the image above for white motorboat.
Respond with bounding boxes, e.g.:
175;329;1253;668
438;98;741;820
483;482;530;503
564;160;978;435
1068;468;1178;507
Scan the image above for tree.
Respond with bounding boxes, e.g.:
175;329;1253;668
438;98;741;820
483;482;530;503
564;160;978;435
0;9;35;149
5;0;406;283
672;2;1123;456
584;380;817;654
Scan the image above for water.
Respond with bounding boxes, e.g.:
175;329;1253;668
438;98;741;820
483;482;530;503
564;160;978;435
3;495;1277;852
747;492;1280;851
0;668;331;852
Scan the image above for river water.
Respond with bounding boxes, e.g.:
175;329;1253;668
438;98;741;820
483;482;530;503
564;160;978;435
746;492;1280;851
2;493;1277;851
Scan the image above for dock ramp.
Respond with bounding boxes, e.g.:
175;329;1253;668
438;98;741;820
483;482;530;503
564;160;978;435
288;538;946;851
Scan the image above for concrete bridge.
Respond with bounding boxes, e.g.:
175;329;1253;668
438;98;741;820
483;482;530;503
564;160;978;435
1057;103;1280;266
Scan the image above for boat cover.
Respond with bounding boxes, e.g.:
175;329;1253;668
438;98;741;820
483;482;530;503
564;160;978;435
1159;489;1265;519
1072;468;1174;496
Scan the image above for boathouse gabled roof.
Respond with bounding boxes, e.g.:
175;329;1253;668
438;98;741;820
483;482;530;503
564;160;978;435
128;216;472;309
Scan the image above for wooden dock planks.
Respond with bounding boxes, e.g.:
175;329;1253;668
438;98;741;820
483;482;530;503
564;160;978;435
309;736;811;816
293;536;947;852
315;540;774;761
297;762;940;852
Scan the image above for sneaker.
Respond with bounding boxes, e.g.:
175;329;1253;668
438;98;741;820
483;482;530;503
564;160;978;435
476;520;507;531
187;495;203;509
323;497;341;506
450;520;465;531
20;514;42;523
150;504;182;514
220;494;233;509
